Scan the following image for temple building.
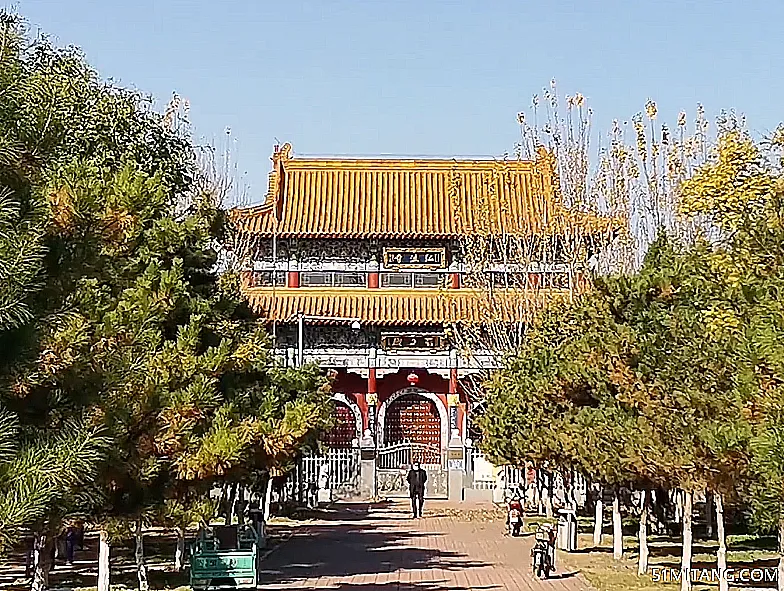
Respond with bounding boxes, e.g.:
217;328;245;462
232;143;611;500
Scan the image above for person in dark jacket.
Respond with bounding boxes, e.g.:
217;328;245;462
407;462;427;518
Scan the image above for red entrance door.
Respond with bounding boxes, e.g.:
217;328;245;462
323;403;357;448
384;394;441;449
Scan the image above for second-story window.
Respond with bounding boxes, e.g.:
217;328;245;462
333;272;366;287
414;273;442;287
301;271;368;287
380;272;412;288
380;272;446;288
249;271;286;287
301;272;333;287
541;272;570;289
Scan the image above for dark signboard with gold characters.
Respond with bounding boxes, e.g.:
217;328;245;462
381;333;446;351
382;247;446;269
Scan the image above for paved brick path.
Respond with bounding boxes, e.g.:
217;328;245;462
259;501;593;591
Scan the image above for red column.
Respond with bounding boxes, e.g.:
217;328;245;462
368;272;379;288
576;272;589;291
287;271;300;288
450;273;460;289
528;272;541;288
367;368;378;437
449;367;458;394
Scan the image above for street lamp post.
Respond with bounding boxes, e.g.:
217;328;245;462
294;313;362;367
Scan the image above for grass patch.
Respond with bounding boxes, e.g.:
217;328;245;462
560;533;780;591
561;544;678;591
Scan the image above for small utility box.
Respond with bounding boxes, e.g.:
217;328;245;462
556;508;578;551
190;523;263;589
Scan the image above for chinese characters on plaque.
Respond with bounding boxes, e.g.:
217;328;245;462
382;247;447;269
380;334;445;351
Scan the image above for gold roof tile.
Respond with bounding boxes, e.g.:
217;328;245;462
231;144;582;238
242;287;569;325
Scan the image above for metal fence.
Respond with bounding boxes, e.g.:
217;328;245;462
376;442;443;470
298;448;361;497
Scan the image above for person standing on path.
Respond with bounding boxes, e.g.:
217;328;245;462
407;462;427;518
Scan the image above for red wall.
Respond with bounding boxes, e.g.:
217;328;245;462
376;369;449;407
331;369;465;436
331;371;368;429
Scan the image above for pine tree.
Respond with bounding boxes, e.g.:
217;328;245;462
0;12;334;590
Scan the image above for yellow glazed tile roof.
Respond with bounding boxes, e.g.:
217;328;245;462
242;287;570;325
231;143;616;238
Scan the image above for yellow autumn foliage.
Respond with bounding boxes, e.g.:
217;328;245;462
680;131;776;231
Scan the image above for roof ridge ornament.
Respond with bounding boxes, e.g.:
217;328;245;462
273;142;292;163
265;143;293;221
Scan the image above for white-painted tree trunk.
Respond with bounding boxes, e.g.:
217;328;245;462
31;532;53;591
675;489;683;523
175;526;186;571
536;470;544;515
98;529;111;591
219;482;230;520
593;488;604;546
135;519;149;591
263;476;274;522
638;489;649;575
777;518;784;591
612;489;623;559
227;483;237;524
542;472;553;519
681;490;693;591
715;492;728;591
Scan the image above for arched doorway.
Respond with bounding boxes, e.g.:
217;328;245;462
299;394;362;500
383;394;440;463
377;387;449;449
376;388;449;498
323;402;358;448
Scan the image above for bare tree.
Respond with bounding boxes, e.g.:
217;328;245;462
450;80;717;420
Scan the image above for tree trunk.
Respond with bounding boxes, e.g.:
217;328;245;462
227;483;238;524
263;475;274;522
777;517;784;591
675;489;683;523
235;485;246;523
31;532;54;591
680;490;693;591
218;482;230;520
545;473;554;518
715;492;728;591
705;490;714;539
653;487;668;534
536;469;544;515
638;489;649;575
135;519;149;591
98;529;110;591
612;488;623;559
175;526;186;572
593;487;603;546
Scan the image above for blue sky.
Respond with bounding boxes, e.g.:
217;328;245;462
12;0;783;204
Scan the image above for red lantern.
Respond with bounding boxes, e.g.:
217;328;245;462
407;372;419;385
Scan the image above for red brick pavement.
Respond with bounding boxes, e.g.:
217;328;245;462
258;500;593;591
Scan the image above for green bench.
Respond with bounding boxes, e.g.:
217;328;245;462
190;523;263;589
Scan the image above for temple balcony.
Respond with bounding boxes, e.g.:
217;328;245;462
271;347;500;371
